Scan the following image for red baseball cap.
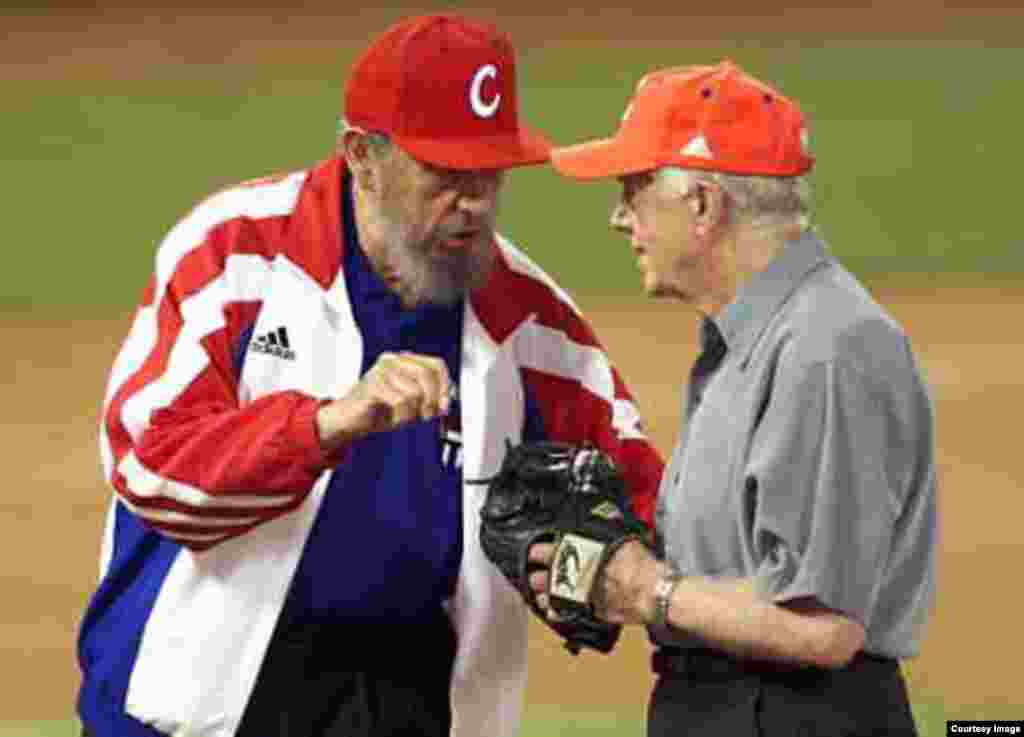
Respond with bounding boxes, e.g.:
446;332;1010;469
344;14;551;171
553;61;814;179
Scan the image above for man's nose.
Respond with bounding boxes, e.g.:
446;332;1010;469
610;203;632;234
456;172;501;215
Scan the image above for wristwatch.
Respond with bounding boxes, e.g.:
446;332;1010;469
651;568;683;629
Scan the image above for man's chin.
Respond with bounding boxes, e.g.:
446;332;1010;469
404;279;470;309
396;245;495;308
644;280;676;300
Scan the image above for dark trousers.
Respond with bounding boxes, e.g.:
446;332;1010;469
234;611;456;737
83;613;455;737
648;648;918;737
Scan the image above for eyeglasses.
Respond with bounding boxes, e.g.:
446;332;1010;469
619;174;704;212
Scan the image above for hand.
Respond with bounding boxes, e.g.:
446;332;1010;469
528;539;661;625
527;543;556;615
479;442;637;654
317;352;451;449
594;538;661;625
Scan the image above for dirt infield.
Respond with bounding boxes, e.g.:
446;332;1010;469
4;1;1024;81
3;288;1023;720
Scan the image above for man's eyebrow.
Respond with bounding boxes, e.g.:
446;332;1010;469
622;173;653;197
425;163;462;181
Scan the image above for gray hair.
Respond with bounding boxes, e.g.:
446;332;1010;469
337;117;392;157
655;166;814;230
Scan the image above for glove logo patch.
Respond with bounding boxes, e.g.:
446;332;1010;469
551;534;605;605
554;540;581;591
590;501;623;521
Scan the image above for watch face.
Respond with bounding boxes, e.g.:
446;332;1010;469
653;572;681;627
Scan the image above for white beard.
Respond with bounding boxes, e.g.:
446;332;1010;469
378;214;494;307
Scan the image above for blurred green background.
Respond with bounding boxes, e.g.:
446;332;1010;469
4;39;1023;312
3;2;1022;736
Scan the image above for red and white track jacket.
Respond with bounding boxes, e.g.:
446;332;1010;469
97;157;663;736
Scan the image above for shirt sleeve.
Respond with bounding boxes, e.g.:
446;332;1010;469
745;356;910;627
101;197;345;553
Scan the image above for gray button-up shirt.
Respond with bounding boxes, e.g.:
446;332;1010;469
653;231;937;659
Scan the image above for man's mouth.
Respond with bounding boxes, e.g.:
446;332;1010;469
440;229;481;249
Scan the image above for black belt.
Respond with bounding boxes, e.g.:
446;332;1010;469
651;647;897;682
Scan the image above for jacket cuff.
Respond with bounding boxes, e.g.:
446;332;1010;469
289;396;350;470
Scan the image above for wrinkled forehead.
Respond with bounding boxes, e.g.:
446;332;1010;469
379;140;505;203
396;141;502;179
376;142;449;186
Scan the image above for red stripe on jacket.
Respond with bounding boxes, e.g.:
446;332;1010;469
102;158;662;550
102;169;346;550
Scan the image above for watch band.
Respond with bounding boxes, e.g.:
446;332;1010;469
651;569;683;629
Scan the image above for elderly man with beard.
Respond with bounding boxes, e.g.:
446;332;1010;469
530;61;937;736
76;14;662;737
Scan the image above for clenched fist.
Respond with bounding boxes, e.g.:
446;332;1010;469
317;351;451;450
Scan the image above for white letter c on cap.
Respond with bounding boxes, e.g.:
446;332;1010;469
469;64;501;119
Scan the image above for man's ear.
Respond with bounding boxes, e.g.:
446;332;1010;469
692;181;728;236
340;129;379;193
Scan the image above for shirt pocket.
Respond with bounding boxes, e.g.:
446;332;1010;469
679;371;746;494
672;367;753;566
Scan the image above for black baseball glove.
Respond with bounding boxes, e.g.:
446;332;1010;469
478;441;649;654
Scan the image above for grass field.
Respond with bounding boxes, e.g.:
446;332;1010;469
3;42;1023;311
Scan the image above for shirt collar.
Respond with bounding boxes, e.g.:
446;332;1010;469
711;229;833;364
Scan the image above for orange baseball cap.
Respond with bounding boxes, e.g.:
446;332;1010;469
344;14;551;171
553;61;814;179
